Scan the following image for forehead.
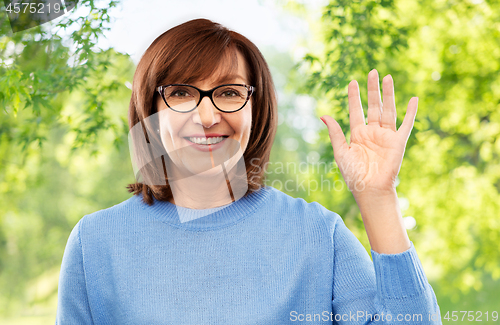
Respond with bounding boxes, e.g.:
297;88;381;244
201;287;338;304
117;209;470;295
171;49;249;86
210;50;248;84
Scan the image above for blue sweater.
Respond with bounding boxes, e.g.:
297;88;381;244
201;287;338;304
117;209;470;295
55;186;441;324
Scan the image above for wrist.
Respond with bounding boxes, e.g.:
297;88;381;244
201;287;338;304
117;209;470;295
352;188;410;254
353;187;398;206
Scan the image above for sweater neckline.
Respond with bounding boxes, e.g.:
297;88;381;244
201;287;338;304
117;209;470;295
135;186;272;231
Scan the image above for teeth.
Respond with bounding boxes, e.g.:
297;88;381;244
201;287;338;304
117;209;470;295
188;136;225;145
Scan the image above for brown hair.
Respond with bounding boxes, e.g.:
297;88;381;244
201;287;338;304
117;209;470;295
126;18;278;205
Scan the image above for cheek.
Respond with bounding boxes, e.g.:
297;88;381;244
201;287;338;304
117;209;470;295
240;106;252;135
159;111;186;148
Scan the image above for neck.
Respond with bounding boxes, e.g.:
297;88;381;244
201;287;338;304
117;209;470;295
167;160;243;209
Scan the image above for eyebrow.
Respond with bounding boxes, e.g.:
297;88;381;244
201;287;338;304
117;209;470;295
215;74;247;84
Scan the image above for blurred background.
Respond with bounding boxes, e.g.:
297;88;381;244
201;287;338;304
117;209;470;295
1;0;499;323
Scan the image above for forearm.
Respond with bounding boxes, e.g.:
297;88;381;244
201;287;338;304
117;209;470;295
330;210;442;324
353;189;411;254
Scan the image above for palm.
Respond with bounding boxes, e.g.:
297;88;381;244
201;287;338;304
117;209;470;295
321;69;418;197
339;124;403;193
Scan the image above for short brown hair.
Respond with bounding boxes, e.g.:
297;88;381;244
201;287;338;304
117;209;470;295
127;18;278;205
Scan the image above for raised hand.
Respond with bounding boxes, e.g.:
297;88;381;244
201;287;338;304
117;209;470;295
321;69;418;200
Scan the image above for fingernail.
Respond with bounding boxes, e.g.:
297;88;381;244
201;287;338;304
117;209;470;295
320;117;327;125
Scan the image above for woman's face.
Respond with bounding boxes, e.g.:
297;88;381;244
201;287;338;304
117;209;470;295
156;50;252;178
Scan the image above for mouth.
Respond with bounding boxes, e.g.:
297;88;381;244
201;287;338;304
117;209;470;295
183;136;229;145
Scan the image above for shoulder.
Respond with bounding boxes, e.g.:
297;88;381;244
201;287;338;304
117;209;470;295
76;194;145;237
263;186;343;235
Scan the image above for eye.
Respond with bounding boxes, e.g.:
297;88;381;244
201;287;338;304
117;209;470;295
214;86;247;100
165;86;195;98
221;90;238;97
172;90;189;97
217;87;244;98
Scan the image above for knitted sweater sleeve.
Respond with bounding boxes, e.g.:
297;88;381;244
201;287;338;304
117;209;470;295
55;219;94;325
319;206;442;324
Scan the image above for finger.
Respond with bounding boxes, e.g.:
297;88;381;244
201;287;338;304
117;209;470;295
381;74;397;131
367;69;383;126
348;80;365;132
320;115;349;158
397;97;418;143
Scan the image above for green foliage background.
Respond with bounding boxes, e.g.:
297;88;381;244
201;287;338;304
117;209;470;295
1;0;499;323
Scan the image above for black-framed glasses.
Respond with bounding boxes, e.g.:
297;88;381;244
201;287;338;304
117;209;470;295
157;84;255;113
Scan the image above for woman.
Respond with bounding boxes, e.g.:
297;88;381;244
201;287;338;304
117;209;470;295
56;19;441;324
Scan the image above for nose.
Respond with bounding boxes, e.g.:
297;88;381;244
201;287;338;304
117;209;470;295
192;96;221;128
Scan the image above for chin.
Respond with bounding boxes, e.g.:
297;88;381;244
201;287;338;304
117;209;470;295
195;165;225;178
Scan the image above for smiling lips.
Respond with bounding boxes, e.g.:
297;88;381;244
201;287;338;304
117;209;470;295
182;134;230;153
186;136;227;145
183;133;229;145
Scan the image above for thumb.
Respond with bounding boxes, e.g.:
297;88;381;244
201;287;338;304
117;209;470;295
320;115;348;158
